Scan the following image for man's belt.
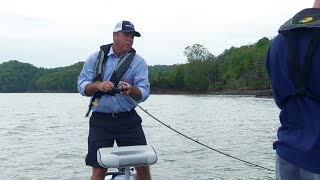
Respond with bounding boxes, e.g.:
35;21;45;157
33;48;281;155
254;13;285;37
92;109;135;118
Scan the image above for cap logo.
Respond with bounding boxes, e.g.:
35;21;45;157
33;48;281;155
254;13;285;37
125;24;134;29
299;16;313;24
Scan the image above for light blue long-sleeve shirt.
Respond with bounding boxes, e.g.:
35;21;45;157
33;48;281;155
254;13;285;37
78;46;150;113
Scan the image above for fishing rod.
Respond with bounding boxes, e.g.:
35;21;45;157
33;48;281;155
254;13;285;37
122;91;275;173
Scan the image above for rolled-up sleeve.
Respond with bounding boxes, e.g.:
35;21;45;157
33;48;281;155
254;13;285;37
134;59;150;103
77;52;98;96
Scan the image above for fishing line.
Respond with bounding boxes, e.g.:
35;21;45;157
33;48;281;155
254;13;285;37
124;92;275;172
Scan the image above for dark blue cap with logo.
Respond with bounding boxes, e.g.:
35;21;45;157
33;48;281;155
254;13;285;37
113;20;141;37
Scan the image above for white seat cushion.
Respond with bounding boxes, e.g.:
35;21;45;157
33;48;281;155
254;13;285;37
97;145;158;168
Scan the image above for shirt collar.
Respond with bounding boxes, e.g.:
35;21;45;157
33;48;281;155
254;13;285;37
108;46;127;58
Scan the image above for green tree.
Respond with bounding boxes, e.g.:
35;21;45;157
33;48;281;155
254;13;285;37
167;64;185;89
184;61;210;92
183;44;212;62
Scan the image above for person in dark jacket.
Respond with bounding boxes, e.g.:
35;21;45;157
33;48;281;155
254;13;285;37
266;1;320;179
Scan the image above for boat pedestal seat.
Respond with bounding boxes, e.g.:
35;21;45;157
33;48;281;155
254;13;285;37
97;145;158;168
97;145;157;180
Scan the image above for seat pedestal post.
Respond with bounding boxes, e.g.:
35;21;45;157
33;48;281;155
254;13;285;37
125;167;130;180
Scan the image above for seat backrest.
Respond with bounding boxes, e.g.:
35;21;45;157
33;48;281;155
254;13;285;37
97;145;158;168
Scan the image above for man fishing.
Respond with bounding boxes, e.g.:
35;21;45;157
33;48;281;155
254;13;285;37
78;20;152;180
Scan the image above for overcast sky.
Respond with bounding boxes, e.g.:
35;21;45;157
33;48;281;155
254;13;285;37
0;0;315;68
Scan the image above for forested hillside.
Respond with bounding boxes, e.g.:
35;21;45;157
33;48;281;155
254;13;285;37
0;60;83;92
0;37;272;93
149;37;272;93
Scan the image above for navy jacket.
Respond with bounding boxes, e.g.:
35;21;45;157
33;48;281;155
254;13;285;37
266;9;320;174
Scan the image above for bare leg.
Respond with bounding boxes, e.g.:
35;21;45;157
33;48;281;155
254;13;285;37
135;166;151;180
90;167;107;180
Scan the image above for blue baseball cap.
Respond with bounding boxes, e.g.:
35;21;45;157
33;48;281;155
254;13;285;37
113;20;141;37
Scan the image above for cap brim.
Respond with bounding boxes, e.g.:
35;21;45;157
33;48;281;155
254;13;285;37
119;30;141;37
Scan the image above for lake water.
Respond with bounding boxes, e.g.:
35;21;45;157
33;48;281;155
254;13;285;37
0;93;280;180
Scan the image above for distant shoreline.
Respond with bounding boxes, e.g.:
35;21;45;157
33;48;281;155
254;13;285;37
2;89;273;98
151;88;273;98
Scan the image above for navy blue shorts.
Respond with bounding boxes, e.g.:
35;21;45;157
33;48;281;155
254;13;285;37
85;109;147;168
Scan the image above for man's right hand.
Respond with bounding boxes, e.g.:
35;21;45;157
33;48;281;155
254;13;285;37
84;81;115;96
96;81;115;92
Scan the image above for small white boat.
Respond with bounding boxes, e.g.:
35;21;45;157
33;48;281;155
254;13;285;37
97;145;158;180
